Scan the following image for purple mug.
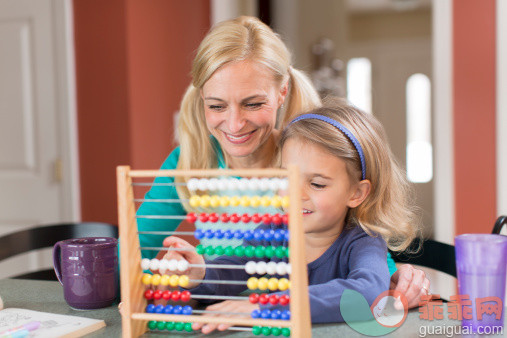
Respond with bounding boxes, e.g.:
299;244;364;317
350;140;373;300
53;237;118;310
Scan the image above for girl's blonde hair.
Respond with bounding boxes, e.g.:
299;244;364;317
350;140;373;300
176;16;321;206
279;98;420;251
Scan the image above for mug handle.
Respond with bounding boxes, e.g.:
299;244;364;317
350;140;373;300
492;215;507;235
53;241;64;285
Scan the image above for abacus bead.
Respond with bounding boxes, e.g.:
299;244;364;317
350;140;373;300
189;195;200;208
204;229;214;239
241;213;251;223
194;229;204;240
271;327;282;336
177;260;189;272
287;264;292;274
256;261;267;274
204;246;215;255
169;275;179;287
182;305;193;315
197;178;208;191
160;274;170;286
217;178;228;191
244;245;255;257
281;196;290;208
253;229;265;241
230;196;241;207
141;258;150;270
186;212;197;223
153;290;162;300
250;195;261;207
245;261;257;274
151;274;161;286
276;262;287;275
260;196;271;207
220;212;230;222
249;293;260;304
258;277;269;290
271;309;282;319
264;246;275;259
159;259;169;274
146;304;155;313
271;196;282;208
240;196;250;207
281;310;291;320
252;326;262;335
224;246;234;256
282;214;289;225
269;294;279;305
214;245;225;255
187;178;198;191
174;322;184;331
168;259;178;271
155;304;164;313
179;275;190;287
234;246;245;256
172;305;183;315
260;309;271;319
262;326;273;336
255;246;265;258
259;293;270;305
208;178;219;191
144;289;154;299
238;178;249;191
262;214;272;225
247;277;258;290
162;290;171;300
279;294;290;305
234;229;244;239
184;322;193;332
148;321;157;330
268;277;279;291
199;213;209;222
171;291;181;301
275;247;285;258
156;321;165;330
164;305;173;314
210;195;220;208
165;322;175;331
248;178;260;190
220;196;230;207
272;214;282;226
208;212;219;222
224;230;234;239
284;231;290;241
142;274;152;285
226;178;238;190
230;213;240;223
286;247;290;257
269;178;279;190
274;230;284;242
280;178;289;190
196;244;205;255
266;261;277;274
263;229;275;241
215;229;224;239
244;230;254;241
252;213;262;223
251;309;261;319
278;278;290;291
200;195;211;207
180;290;191;302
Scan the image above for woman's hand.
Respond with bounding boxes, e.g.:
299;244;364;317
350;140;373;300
192;300;260;334
162;236;205;288
390;264;430;309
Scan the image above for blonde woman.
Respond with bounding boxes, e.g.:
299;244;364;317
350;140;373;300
137;16;429;309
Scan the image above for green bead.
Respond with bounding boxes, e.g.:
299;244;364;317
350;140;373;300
252;326;262;335
255;246;265;258
175;322;185;331
156;321;166;330
204;245;215;255
148;321;157;330
165;322;175;331
234;246;245;256
286;247;290;257
215;245;225;255
264;245;275;258
184;322;193;332
196;244;204;255
225;246;235;256
262;326;272;336
281;327;291;336
271;327;282;336
245;245;255;257
275;246;285;258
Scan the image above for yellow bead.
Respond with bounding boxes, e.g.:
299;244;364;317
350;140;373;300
230;196;241;207
281;196;290;208
260;196;271;207
268;278;279;291
151;274;161;286
278;278;290;291
189;195;200;208
141;274;152;285
240;196;250;207
271;195;282;208
210;195;220;208
169;274;180;287
247;277;258;290
220;196;230;207
178;275;190;288
250;196;261;207
160;275;170;286
258;277;269;290
200;195;211;208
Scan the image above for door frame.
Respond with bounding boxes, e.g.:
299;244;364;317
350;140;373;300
497;0;507;217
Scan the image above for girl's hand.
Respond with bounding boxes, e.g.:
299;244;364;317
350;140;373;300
162;236;205;287
192;300;260;334
390;264;431;309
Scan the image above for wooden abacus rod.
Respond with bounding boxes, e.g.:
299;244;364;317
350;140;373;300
129;168;288;178
131;313;292;327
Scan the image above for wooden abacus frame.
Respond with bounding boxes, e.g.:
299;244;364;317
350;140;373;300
116;165;311;337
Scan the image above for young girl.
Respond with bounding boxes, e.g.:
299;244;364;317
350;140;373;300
162;99;419;333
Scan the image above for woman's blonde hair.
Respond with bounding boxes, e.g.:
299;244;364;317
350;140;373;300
279;98;420;251
176;16;321;206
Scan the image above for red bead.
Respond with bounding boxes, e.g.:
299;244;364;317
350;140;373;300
199;213;209;222
171;291;181;301
230;213;240;223
252;213;262;223
269;294;279;305
209;212;219;223
259;293;270;305
153;290;163;300
279;294;290;306
282;214;289;225
241;213;251;223
249;293;260;304
220;213;230;222
180;291;191;302
162;290;171;300
186;212;197;223
262;213;272;225
144;289;154;300
272;213;282;225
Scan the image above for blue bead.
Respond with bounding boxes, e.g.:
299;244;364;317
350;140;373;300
244;230;254;241
253;229;265;241
155;304;165;313
205;229;214;239
145;304;155;313
263;229;275;241
164;305;173;314
194;229;204;240
284;231;290;241
281;310;291;320
271;309;282;320
224;230;234;239
215;229;224;239
251;309;261;319
182;305;193;315
261;309;271;319
173;305;183;315
234;230;244;239
273;229;283;241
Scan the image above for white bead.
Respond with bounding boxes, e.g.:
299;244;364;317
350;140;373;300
197;178;208;191
141;258;151;270
226;178;238;190
159;259;169;274
187;178;199;191
245;261;257;274
279;178;289;191
167;259;178;271
259;178;270;191
266;261;278;275
269;178;279;191
256;261;267;275
237;178;249;191
177;260;189;272
287;263;291;275
208;178;219;191
217;178;228;191
248;178;260;190
149;258;160;271
276;262;287;275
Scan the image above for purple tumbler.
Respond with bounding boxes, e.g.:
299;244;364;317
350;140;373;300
53;237;118;310
455;234;507;333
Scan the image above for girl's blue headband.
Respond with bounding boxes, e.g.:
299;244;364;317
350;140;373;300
287;113;367;180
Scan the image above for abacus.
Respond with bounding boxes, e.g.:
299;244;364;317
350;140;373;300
116;166;311;337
